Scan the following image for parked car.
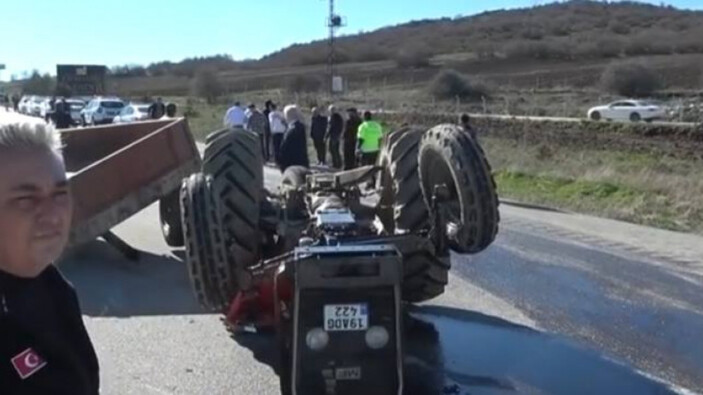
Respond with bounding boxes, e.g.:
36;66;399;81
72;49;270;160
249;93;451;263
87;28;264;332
112;103;150;124
39;97;54;120
29;96;46;116
80;97;125;125
66;99;86;125
18;96;33;114
587;100;666;122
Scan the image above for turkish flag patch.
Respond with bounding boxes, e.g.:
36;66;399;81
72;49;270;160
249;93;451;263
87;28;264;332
11;348;47;379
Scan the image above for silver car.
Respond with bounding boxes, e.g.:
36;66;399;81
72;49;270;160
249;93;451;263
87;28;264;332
80;97;125;125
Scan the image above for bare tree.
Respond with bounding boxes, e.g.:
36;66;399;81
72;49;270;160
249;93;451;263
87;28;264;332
192;69;222;104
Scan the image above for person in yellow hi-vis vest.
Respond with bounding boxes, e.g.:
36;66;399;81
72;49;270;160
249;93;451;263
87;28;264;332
356;111;384;186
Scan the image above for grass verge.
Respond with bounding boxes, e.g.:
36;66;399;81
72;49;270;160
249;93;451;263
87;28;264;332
494;170;687;231
483;136;703;233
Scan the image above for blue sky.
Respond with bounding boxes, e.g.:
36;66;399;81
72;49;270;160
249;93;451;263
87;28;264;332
1;0;701;81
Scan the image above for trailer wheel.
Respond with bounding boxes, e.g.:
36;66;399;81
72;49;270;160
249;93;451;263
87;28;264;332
180;173;233;311
418;124;499;253
202;127;264;270
159;188;184;247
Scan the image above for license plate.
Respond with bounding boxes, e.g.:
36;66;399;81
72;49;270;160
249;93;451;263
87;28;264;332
324;303;368;331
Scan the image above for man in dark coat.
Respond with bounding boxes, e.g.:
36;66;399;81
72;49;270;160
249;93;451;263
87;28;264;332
343;108;363;170
325;105;344;169
148;97;166;119
460;113;478;141
12;93;20;112
0;119;100;395
310;107;328;166
263;100;273;162
246;104;269;160
54;98;72;129
277;105;309;172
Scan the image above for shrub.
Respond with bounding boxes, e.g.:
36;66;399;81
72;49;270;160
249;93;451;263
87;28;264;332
394;49;431;69
504;40;572;60
597;39;623;58
355;48;388;62
609;21;631;35
674;31;703;54
287;75;323;93
549;21;571;36
600;63;661;97
427;69;490;101
576;39;622;59
475;43;497;60
624;34;673;56
521;27;545;40
191;69;222;104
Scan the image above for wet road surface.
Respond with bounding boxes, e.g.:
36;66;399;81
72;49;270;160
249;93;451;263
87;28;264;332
454;220;703;394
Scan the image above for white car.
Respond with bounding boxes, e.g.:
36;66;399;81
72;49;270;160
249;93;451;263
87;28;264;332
587;100;666;122
66;99;86;124
29;96;46;117
39;98;53;120
112;103;150;124
80;98;125;125
18;96;33;114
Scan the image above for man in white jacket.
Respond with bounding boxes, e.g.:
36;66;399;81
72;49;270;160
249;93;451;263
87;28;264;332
223;101;245;128
268;103;287;163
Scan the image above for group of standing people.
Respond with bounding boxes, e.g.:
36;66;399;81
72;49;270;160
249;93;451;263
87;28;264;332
311;106;384;171
223;100;383;171
223;101;310;172
310;106;362;170
147;97;178;119
222;100;387;174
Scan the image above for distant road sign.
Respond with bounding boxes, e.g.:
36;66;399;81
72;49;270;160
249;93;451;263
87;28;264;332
56;64;106;95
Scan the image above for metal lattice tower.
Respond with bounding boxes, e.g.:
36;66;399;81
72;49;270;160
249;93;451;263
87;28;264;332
327;0;344;94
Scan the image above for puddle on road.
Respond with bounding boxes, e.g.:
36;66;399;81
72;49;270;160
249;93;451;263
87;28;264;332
404;305;682;395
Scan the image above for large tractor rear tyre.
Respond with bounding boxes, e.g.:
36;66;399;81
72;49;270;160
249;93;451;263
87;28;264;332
202;127;264;270
379;126;451;302
159;188;184;247
418;124;499;254
180;173;233;311
397;239;450;303
205;128;230;145
377;126;420;209
387;127;428;234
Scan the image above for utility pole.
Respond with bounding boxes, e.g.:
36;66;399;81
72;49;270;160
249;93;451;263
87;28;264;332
327;0;344;95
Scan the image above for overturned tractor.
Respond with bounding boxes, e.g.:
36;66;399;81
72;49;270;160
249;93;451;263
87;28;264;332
176;123;499;394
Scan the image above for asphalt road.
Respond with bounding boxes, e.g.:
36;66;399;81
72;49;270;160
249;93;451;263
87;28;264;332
54;164;703;395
